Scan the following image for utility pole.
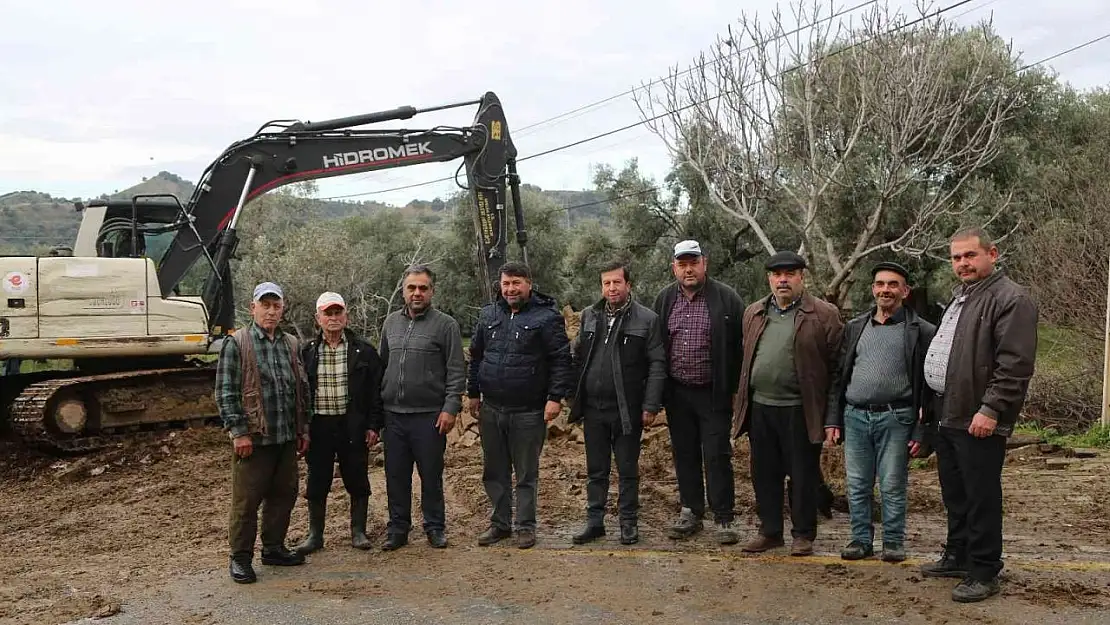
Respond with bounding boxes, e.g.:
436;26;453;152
1103;252;1110;427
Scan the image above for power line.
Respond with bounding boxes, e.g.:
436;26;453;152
511;0;885;138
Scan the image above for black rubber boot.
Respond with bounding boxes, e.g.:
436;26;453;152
350;496;373;550
294;499;326;555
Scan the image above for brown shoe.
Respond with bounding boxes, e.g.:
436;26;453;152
742;534;785;553
790;537;815;556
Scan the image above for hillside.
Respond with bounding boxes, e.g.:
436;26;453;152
0;172;611;254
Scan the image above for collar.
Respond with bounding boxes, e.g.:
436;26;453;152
768;295;803;314
404;305;432;320
952;269;1003;300
250;322;283;342
870;305;907;325
605;298;632;317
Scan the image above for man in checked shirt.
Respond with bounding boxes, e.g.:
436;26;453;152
653;240;746;544
293;291;385;556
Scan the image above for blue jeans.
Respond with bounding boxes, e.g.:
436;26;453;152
844;405;915;547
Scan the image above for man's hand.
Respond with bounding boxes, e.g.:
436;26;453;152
824;427;841;446
642;411;656;427
909;440;922;457
543;400;561;423
968;412;996;438
436;411;456;435
233;434;253;458
297;433;310;456
366;429;380;448
468;397;481;417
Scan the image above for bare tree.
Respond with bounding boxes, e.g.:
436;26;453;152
636;0;1021;306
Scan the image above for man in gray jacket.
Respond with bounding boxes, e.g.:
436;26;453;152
378;264;466;550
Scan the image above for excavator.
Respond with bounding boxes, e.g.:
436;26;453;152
0;92;528;454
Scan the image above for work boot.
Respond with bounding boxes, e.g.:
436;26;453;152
667;507;703;540
516;528;537;549
951;577;1000;603
620;522;639;545
742;534;785;553
790;537;815;557
477;526;512;546
349;496;372;550
260;545;305;566
381;532;408;551
294;499;326;555
920;544;969;578
426;529;448;549
572;524;605;545
881;544;906;563
229;553;256;584
715;519;741;545
840;541;874;561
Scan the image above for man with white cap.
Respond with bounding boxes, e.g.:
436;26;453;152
216;281;312;584
652;240;746;544
293;290;385;556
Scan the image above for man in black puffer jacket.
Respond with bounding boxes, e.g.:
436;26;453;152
467;262;573;549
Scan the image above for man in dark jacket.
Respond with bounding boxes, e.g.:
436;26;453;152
569;260;666;546
825;261;936;564
919;228;1038;603
653;240;745;544
379;265;466;551
293;291;385;556
467;261;573;549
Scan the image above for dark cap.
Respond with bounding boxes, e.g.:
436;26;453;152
765;250;806;271
871;261;911;282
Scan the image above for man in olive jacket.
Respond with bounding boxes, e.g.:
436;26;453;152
569;260;666;545
919;228;1038;603
653;240;745;544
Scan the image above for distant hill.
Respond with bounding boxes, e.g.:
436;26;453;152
0;172;611;253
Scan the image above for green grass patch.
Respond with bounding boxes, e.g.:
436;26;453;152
1014;421;1110;449
1024;322;1104;432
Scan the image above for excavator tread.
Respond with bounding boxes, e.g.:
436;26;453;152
9;368;220;455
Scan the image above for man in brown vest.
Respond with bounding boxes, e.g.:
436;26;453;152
216;281;312;584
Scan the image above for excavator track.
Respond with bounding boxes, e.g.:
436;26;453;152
7;367;220;455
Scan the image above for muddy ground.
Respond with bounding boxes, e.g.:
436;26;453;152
1;421;1109;625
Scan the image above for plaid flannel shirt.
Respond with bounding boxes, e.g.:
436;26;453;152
313;336;349;415
215;322;311;445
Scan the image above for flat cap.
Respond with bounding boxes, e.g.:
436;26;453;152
871;261;911;282
765;250;806;271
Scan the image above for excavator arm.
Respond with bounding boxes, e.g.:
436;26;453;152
155;92;527;335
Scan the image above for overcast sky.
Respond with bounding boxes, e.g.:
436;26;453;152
2;0;1108;209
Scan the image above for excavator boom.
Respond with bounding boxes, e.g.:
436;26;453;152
158;91;526;333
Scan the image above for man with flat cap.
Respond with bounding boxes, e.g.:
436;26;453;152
216;281;312;584
827;261;936;563
734;251;843;556
294;291;385;556
653;240;745;544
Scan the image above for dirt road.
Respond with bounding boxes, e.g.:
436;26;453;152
2;426;1108;625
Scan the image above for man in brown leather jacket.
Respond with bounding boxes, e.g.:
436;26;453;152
919;228;1038;603
733;251;843;557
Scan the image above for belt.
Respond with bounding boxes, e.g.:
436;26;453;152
850;399;912;412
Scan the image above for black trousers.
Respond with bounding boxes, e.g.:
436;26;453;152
229;442;298;557
479;403;547;532
935;424;1006;581
666;384;735;524
304;414;370;502
749;402;821;540
383;410;448;534
583;408;643;526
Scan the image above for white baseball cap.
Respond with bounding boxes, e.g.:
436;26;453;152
315;291;346;311
673;240;704;258
252;281;284;301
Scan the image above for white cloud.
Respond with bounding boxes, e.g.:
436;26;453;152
1;0;1108;207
